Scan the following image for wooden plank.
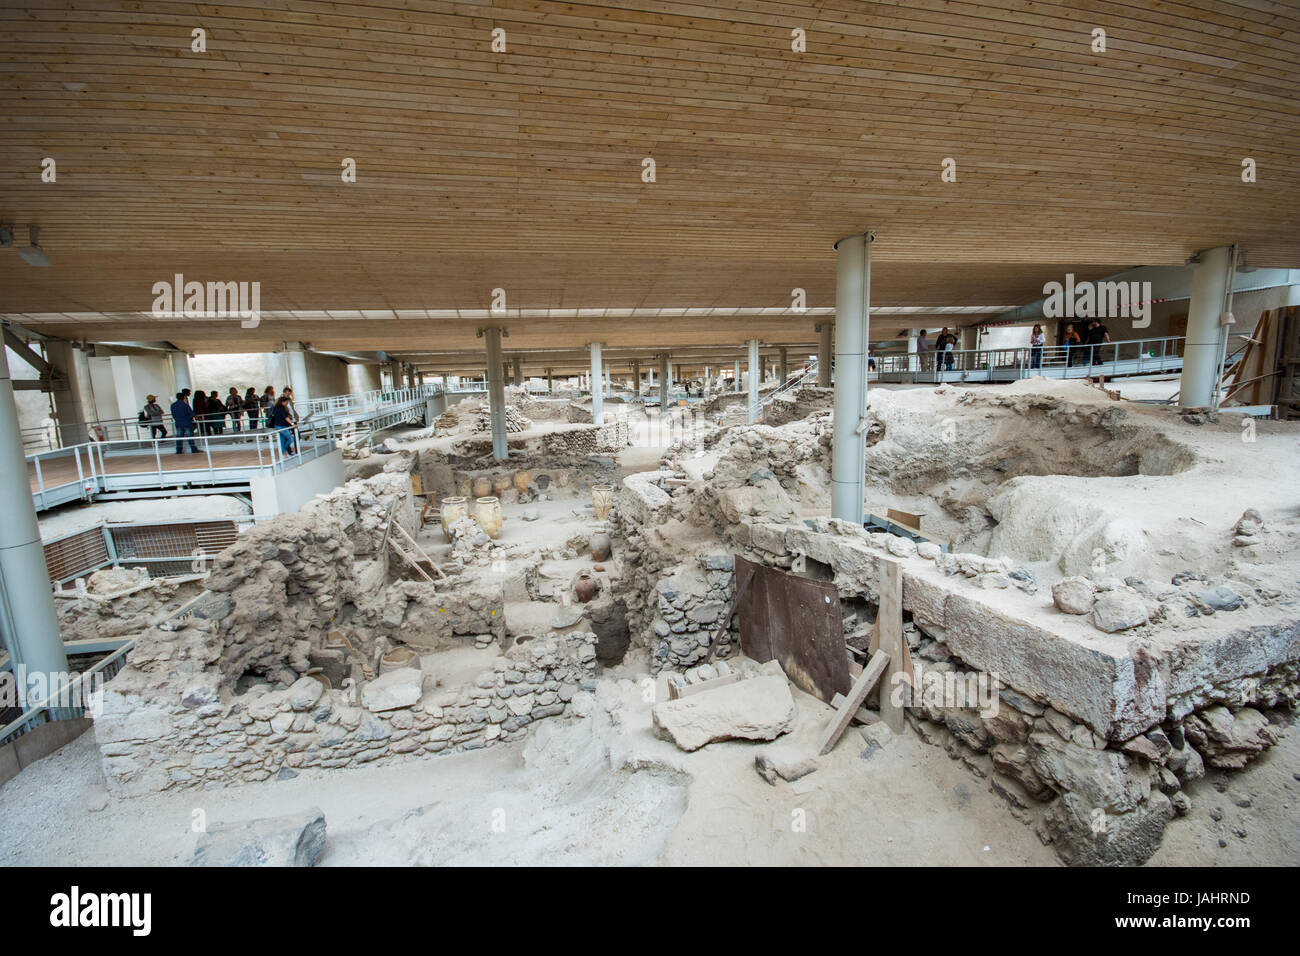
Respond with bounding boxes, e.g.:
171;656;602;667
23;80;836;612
876;558;908;734
817;650;889;755
675;672;742;699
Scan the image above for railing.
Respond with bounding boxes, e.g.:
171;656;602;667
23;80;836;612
760;359;821;412
873;335;1187;380
0;637;135;748
23;382;490;454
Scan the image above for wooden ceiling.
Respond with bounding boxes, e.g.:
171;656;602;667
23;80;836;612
1;0;1298;354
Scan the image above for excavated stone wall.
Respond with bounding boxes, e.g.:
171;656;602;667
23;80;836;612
95;627;598;795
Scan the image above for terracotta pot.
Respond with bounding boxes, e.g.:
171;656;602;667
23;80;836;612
492;475;512;496
534;473;551;491
575;573;599;603
455;475;472;498
592;484;615;520
471;476;493;499
476;496;503;539
440;496;469;539
513;469;533;494
589;531;612;561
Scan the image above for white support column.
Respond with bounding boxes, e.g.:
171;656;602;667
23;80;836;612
0;347;69;690
482;328;508;460
589;341;604;424
1179;244;1236;409
818;322;833;386
733;361;741;392
170;351;193;396
284;343;312;405
907;329;919;372
747;338;760;423
831;232;872;524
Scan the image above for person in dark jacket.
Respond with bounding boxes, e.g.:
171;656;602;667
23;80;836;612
192;389;209;435
243;387;259;430
207;390;225;434
225;388;243;432
271;395;296;455
260;386;276;429
169;392;198;453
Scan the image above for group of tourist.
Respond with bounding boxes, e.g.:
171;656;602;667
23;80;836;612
145;386;300;455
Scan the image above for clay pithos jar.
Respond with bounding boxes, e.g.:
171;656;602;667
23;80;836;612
440;496;468;539
476;496;504;539
575;573;599;603
589;531;612;561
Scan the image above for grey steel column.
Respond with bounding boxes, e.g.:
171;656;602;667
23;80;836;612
0;345;69;697
1179;244;1235;408
779;346;788;384
818;322;833;386
747;338;760;423
589;341;604;424
658;353;669;409
546;367;553;393
481;328;508;460
512;357;523;387
733;361;741;392
631;360;640;396
831;232;872;524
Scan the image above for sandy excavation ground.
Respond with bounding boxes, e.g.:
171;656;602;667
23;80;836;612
7;379;1299;867
2;651;1296;867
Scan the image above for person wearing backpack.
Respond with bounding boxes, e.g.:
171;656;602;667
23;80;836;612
141;395;167;439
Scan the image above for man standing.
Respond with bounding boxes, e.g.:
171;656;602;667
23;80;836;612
169;392;198;453
142;394;167;439
271;394;296;455
1084;319;1112;385
916;330;930;372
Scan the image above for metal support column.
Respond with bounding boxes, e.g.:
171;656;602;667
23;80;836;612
589;341;604;424
0;346;69;702
831;232;872;524
658;352;669;409
481;328;509;460
747;339;761;423
818;322;833;386
1179;244;1236;409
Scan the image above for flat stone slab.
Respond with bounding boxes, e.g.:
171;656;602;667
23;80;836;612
193;807;327;867
652;675;795;752
361;667;424;712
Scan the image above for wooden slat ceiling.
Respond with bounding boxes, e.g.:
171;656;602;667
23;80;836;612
1;0;1298;354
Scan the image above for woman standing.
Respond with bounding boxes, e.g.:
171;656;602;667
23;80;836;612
225;387;244;432
1030;325;1045;369
243;387;259;430
1061;324;1081;367
260;386;276;429
192;389;210;436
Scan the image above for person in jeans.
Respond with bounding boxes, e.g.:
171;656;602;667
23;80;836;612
271;395;296;455
207;390;225;434
142;394;167;439
937;328;957;371
1030;325;1045;369
1062;323;1082;366
192;389;209;435
225;387;244;432
169;392;198;453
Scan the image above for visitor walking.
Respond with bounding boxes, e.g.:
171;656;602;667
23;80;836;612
206;390;224;434
260;386;276;429
1030;325;1045;369
225;388;244;432
1085;319;1112;385
937;328;957;371
1062;324;1081;367
192;389;210;436
141;394;167;439
170;392;198;453
271;394;296;455
243;387;259;430
916;330;930;372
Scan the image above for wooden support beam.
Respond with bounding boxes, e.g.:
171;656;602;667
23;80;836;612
817;650;889;755
876;558;907;734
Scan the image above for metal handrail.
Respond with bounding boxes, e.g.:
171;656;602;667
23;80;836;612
0;636;137;748
874;334;1187;377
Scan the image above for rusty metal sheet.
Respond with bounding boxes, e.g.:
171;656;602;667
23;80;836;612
735;555;850;704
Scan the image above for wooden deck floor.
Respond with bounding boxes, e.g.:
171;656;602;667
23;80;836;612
29;446;278;493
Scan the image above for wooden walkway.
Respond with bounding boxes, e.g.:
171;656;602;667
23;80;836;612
28;447;274;493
